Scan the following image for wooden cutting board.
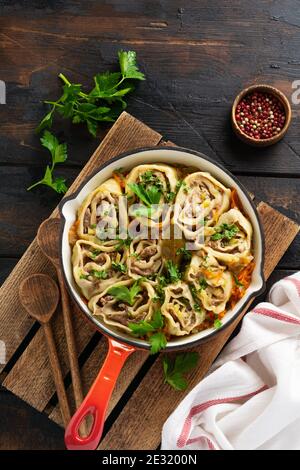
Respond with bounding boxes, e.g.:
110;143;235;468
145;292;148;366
0;112;299;450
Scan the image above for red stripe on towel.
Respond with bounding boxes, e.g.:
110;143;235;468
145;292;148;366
253;307;300;325
176;385;267;448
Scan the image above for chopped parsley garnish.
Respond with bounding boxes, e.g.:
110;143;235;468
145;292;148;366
193;303;202;314
90;249;101;259
214;318;222;329
115;235;132;251
165;260;181;283
80;273;89;280
112;261;127;273
176;247;192;260
211;224;239;241
90;269;108;279
198;278;208;290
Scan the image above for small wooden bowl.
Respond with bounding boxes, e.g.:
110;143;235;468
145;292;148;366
231;84;291;147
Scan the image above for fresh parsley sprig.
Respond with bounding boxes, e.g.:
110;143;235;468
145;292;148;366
163;352;199;391
36;50;145;137
27;130;68;194
108;280;141;306
128;310;167;355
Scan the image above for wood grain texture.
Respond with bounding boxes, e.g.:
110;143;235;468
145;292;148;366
1;1;300;175
19;274;71;426
37;218;84;410
98;201;299;450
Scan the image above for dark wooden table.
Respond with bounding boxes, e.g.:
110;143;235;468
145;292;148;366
0;0;299;450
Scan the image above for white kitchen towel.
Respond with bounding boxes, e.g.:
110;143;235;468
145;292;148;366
161;272;300;450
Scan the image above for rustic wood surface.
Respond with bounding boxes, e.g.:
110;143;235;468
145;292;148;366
0;0;300;450
37;218;84;411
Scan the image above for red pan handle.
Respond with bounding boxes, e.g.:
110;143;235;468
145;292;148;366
64;338;135;450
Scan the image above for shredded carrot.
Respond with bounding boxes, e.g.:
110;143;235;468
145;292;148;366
218;310;226;319
230;188;242;210
238;260;255;288
229;261;255;308
113;171;126;189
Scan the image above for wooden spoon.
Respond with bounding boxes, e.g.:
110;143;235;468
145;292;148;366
37;218;84;411
19;274;71;426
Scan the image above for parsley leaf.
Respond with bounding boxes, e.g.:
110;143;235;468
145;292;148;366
211;224;239;241
128;310;166;354
36;50;145;138
214;318;223;329
108;280;141;306
40;130;67;164
176;247;192;260
90;269;108;279
131;205;155;218
149;332;167;355
163;352;199;391
118;50;146;80
111;261;127;273
128;183;152;206
165;260;181;283
27;131;68;194
199;278;208;290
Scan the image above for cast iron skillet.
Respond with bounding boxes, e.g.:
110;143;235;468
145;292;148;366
60;147;265;450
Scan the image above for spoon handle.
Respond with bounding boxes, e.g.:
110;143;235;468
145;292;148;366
57;269;84;409
43;322;71;427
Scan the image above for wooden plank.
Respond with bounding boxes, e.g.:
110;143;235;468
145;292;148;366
0;112;162;375
2;301;94;413
0;387;63;450
49;339;148;426
1;1;300;175
98;201;299;450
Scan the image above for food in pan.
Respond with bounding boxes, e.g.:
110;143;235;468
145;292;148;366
70;164;255;349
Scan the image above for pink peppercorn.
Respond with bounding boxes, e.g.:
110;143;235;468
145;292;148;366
235;91;286;140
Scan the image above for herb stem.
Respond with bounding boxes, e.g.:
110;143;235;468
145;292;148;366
27;180;43;191
58;73;89;99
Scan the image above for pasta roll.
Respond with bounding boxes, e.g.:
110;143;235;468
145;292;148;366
127;238;163;281
126;164;178;229
206;208;253;270
88;280;155;333
77;178;127;243
161;281;205;336
72;239;128;300
186;250;232;314
174;172;231;247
